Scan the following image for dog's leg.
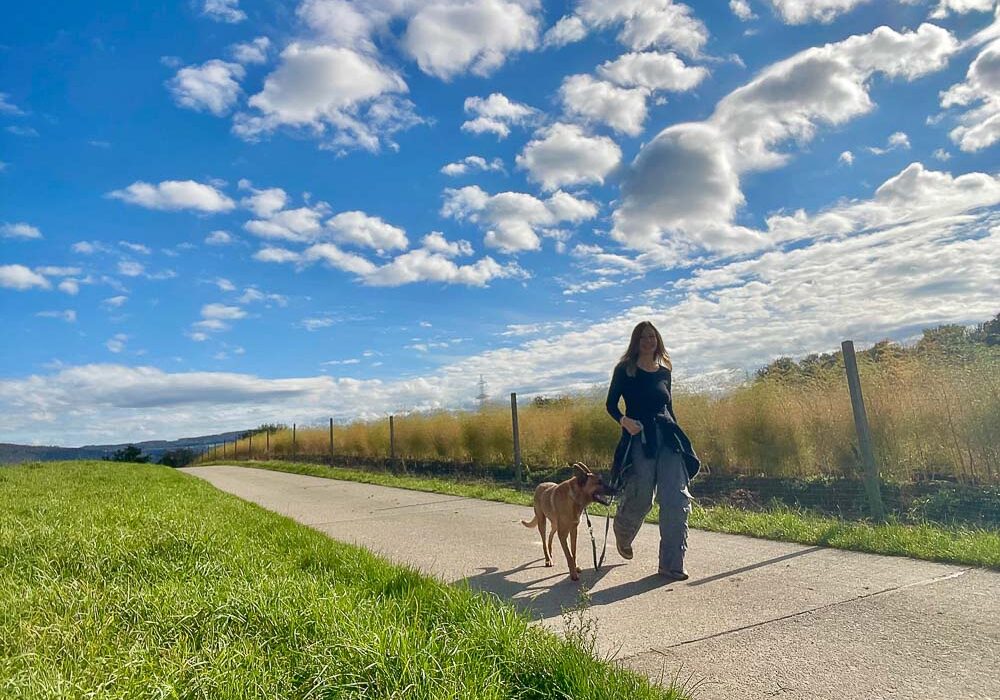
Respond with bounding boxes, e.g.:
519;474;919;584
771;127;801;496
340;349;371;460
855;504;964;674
546;526;556;567
557;529;578;581
570;526;581;575
537;513;552;566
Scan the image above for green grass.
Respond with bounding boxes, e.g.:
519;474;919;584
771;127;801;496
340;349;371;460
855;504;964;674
0;461;683;700
221;460;1000;570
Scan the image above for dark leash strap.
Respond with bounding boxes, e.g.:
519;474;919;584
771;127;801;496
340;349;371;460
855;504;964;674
585;432;638;571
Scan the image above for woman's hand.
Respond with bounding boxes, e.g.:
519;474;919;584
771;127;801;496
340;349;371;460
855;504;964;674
620;416;643;436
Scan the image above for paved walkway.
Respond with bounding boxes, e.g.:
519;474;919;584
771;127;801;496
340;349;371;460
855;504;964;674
181;465;1000;700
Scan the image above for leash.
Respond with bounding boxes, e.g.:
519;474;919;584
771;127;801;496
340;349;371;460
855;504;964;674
585;428;641;571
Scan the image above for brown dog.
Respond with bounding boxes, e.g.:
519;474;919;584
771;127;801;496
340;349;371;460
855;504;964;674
521;462;614;581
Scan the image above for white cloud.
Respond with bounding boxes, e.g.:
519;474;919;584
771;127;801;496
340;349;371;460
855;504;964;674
550;0;709;57
72;241;104;254
542;15;587;48
730;0;757;20
1;222;42;239
930;0;995;19
230;36;271;64
234;43;419;153
203;0;246;23
201;303;247;320
401;0;541;80
933;148;952;160
441;155;505;176
839;150;854;165
0;93;25;115
240;183;288;217
35;266;81;277
940;38;1000;152
302;317;337;331
597;51;708;92
515;122;622;190
461;93;537;139
169;60;245;116
766;0;873;24
244;204;329;243
103;295;128;308
612;23;960;258
362;249;523;287
118;261;145;277
421;231;474;256
108;180;236;212
36;310;76;323
238;287;288;306
205;230;235;245
0;265;50;290
327;211;408;251
120;241;152;255
106;334;128;353
214;277;236;292
304;243;378;275
559;74;649;136
254;246;302;263
441;185;598;252
867;131;911;154
58;280;80;295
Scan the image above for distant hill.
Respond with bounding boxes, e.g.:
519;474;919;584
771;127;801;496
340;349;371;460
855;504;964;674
0;430;246;464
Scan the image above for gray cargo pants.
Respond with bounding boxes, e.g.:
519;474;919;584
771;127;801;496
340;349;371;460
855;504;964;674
613;427;692;574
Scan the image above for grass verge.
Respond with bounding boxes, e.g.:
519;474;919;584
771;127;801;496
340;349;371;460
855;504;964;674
217;460;1000;570
0;461;683;699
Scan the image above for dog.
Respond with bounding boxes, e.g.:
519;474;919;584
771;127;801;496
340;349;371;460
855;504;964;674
521;462;615;581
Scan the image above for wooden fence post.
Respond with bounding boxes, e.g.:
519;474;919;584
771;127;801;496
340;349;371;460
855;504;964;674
842;340;886;521
292;424;297;459
389;415;396;462
511;392;522;488
329;418;334;466
266;430;269;457
248;432;253;460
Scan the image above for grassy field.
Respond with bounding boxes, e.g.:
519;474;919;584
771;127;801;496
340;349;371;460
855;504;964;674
220;345;999;485
219;460;1000;570
0;461;683;700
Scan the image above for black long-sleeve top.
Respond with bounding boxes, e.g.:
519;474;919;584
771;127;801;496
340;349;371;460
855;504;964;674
605;361;701;481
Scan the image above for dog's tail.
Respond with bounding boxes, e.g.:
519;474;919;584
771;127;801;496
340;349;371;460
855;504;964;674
520;515;538;528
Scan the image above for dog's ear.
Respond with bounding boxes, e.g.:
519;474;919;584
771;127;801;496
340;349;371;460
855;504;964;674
572;462;591;484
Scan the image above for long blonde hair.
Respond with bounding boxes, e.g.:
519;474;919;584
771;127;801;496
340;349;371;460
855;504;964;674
618;321;672;377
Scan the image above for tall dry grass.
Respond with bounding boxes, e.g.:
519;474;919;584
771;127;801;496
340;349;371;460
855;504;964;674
220;350;999;484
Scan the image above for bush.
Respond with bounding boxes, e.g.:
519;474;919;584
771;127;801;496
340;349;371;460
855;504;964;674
158;448;197;468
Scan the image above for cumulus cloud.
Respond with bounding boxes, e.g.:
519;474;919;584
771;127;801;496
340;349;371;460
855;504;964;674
559;74;649;135
515;123;622;190
0;265;50;290
254;246;302;263
547;0;709;57
244;198;330;243
866;131;912;154
234;43;420;153
597;51;708;92
205;230;235;245
0;92;26;115
362;248;524;287
108;180;236;212
940;38;1000;152
1;222;42;239
230;37;271;64
441;185;598;252
304;243;378;275
766;0;874;24
401;0;541;80
169;60;245;116
612;23;960;258
441;155;504;176
839;150;854;165
106;334;128;353
203;0;246;23
730;0;756;20
118;261;145;277
461;92;538;139
930;0;995;19
327;211;408;251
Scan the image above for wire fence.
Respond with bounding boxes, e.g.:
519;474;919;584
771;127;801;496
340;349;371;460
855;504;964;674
195;341;1000;530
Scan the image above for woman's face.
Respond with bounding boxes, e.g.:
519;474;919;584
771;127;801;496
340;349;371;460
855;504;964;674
639;327;658;355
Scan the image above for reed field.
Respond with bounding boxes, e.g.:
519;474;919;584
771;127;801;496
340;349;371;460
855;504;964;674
222;342;999;486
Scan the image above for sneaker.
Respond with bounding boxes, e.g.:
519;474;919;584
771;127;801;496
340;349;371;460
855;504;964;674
658;569;689;582
615;534;633;560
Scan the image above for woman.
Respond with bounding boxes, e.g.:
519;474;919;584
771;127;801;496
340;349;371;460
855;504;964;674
606;321;700;581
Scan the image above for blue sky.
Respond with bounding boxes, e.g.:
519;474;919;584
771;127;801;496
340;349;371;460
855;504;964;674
1;0;998;446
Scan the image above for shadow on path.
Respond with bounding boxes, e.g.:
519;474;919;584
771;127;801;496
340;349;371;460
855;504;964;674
458;558;627;619
686;546;825;587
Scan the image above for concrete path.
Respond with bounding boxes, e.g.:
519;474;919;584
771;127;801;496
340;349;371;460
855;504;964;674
181;465;1000;700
